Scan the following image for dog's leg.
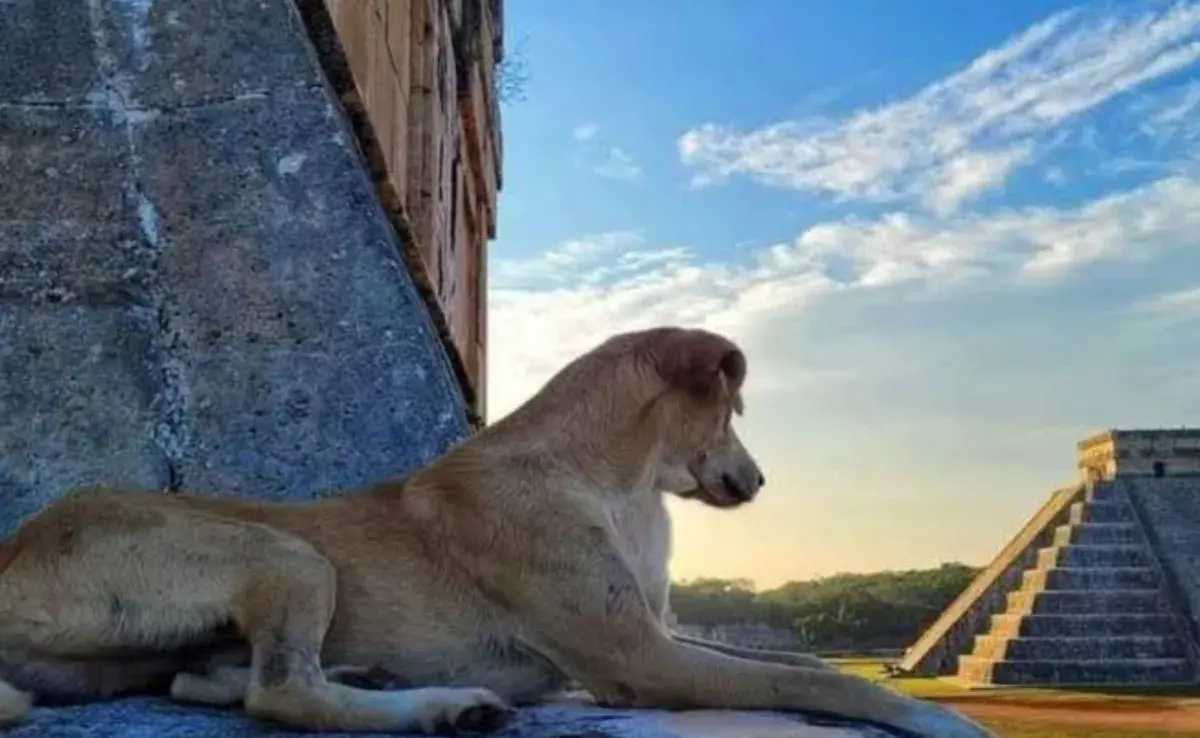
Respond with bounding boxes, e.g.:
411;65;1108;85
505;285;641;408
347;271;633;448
171;666;251;706
231;550;511;734
171;663;408;707
497;533;995;738
670;633;835;671
0;499;512;734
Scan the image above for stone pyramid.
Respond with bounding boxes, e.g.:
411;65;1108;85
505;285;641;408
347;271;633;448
899;429;1200;687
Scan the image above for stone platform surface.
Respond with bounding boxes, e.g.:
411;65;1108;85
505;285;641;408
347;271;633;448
5;696;1000;738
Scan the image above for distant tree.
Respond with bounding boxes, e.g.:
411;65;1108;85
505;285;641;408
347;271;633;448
669;562;979;651
669;577;761;626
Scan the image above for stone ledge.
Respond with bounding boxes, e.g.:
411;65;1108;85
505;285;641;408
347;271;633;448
8;697;911;738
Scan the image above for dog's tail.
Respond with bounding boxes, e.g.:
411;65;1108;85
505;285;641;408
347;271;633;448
0;679;30;726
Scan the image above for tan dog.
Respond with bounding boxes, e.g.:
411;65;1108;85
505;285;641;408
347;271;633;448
0;326;995;737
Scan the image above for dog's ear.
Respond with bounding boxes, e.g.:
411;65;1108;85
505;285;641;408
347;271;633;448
653;328;746;396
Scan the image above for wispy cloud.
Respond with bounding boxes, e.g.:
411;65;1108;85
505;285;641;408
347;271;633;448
488;172;1200;416
594;146;644;181
571;125;645;181
1044;167;1068;185
573;122;600;141
678;3;1200;213
1137;80;1200;148
1132;284;1200;320
492;230;646;289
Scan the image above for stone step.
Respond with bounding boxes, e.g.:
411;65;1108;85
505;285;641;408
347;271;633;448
957;656;1193;685
971;634;1187;661
1005;589;1165;615
1084;483;1126;503
987;613;1177;638
1053;523;1141;546
1022;566;1159;591
1036;544;1148;569
1069;500;1134;524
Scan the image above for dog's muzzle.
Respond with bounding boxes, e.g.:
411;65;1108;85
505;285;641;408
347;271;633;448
720;467;765;502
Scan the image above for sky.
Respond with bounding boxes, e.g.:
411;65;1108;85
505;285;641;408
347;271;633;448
483;0;1200;589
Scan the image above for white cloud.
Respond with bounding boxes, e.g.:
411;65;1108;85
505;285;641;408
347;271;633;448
594;146;644;181
573;123;600;141
1132;284;1200;320
491;230;646;289
1137;79;1200;147
1044;167;1068;185
487;173;1200;418
921;145;1034;215
678;3;1200;213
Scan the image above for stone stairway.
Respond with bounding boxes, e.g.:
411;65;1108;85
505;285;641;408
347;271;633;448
957;483;1194;685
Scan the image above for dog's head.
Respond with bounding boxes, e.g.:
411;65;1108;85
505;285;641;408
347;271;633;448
638;327;765;509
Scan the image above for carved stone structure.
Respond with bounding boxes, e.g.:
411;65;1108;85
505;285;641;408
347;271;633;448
321;0;503;421
676;623;804;652
900;428;1200;686
1078;428;1200;480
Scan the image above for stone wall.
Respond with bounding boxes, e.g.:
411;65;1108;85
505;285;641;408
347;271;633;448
0;0;472;535
676;623;803;652
1123;476;1200;659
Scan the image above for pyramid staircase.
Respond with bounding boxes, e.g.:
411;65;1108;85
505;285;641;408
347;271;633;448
956;482;1196;685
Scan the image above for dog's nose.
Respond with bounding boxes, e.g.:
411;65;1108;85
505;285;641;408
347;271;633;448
722;472;760;501
757;472;766;488
721;473;745;501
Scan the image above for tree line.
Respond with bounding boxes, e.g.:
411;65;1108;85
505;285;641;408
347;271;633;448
669;562;979;652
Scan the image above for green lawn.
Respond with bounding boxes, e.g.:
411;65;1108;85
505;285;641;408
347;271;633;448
829;657;1200;738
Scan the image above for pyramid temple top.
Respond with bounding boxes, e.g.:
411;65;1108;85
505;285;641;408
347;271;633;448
1078;428;1200;480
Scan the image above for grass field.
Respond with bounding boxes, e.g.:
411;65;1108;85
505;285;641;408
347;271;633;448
830;657;1200;738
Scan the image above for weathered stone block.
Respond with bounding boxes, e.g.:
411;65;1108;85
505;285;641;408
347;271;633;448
1069;500;1134;523
0;105;128;224
96;0;319;108
1123;477;1200;660
134;87;353;231
1022;566;1159;591
128;80;466;500
0;0;96;103
0;220;153;303
1037;544;1148;569
138;86;450;349
1053;522;1140;546
1006;589;1164;616
151;214;425;355
0;305;169;536
989;613;1176;639
174;340;467;500
1084;482;1126;502
959;655;1192;685
973;634;1186;661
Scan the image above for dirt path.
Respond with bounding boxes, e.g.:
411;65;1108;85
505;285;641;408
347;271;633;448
933;695;1200;733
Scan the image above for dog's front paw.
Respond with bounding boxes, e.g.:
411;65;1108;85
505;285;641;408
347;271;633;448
412;687;515;735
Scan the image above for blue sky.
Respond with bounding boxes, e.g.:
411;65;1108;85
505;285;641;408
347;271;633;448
484;0;1200;587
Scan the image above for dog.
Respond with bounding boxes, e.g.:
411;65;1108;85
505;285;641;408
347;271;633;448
0;326;995;737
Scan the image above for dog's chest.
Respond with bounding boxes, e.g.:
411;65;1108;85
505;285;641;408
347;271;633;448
601;492;671;617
